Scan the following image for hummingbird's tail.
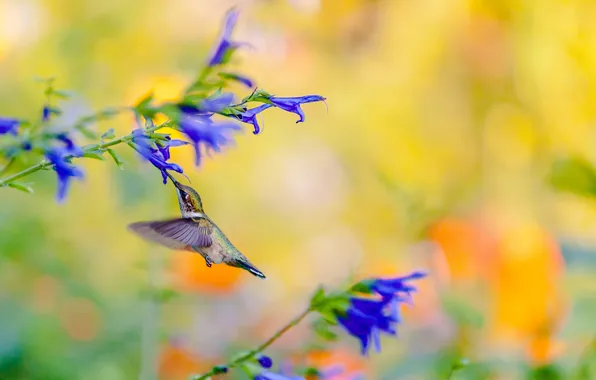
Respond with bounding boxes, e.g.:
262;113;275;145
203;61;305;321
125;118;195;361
228;257;266;279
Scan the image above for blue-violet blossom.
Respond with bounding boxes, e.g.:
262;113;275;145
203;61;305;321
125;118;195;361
131;129;186;184
45;147;84;202
178;112;242;166
207;8;247;66
254;370;304;380
337;271;426;355
236;104;273;134
0;117;20;135
269;95;326;123
197;92;235;113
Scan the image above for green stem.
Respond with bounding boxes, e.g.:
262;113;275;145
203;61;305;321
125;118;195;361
0;120;172;188
184;66;213;95
191;307;314;380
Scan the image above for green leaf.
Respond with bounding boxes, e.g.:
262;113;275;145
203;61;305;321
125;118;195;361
312;318;338;341
51;89;72;99
134;92;159;119
241;88;272;104
325;294;351;313
99;107;121;118
310;286;326;309
150;133;170;141
158;104;181;123
101;128;116;141
7;182;33;194
76;124;98;139
318;308;339;325
83;151;105;161
526;364;563;380
135;92;154;109
350;280;374;294
450;358;470;372
549;157;596;198
301;367;321;377
107;149;124;169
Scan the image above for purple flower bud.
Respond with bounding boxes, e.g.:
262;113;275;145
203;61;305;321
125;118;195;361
257;355;273;369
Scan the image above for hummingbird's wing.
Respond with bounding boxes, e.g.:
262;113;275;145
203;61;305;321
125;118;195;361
128;217;212;251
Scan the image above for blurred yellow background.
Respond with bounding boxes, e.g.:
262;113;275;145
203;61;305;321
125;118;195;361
2;0;596;379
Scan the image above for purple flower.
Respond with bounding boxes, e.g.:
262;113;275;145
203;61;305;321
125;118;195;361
257;355;273;369
131;129;186;184
156;137;188;162
54;133;84;156
0;117;19;135
42;106;61;122
269;95;326;123
313;365;365;380
45;148;84;203
42;106;51;122
207;8;248;66
368;271;427;302
254;370;304;380
236;104;273;134
338;271;426;355
199;92;235;113
179;113;242;166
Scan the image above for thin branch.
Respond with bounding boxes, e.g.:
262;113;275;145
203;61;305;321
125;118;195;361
191;307;314;380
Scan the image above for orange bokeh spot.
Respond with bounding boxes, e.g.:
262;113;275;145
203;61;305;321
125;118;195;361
303;349;367;380
158;344;210;380
490;222;566;362
428;217;497;282
528;334;566;366
58;298;101;342
171;251;243;294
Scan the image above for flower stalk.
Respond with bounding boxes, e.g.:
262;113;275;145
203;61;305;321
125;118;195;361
191;306;315;380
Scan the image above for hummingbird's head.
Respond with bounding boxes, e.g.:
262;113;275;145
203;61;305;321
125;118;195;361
172;180;204;215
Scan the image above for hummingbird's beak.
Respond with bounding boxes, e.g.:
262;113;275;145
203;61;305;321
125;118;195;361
164;171;181;188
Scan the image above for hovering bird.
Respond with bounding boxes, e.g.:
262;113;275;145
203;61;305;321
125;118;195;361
128;173;266;279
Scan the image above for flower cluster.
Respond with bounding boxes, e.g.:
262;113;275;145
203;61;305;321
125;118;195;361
308;271;426;357
338;271;427;355
188;271;426;380
130;127;188;184
0;8;326;203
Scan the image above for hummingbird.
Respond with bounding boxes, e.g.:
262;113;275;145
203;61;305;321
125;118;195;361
127;173;266;279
